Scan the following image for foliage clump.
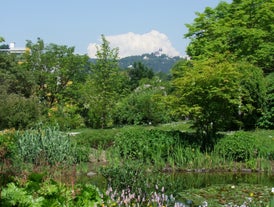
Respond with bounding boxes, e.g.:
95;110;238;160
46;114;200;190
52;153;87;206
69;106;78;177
257;73;274;129
113;85;170;125
1;176;103;207
0;90;42;129
112;128;180;164
16;124;77;165
214;131;257;162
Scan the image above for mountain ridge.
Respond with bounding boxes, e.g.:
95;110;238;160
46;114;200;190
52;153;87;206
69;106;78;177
90;52;184;73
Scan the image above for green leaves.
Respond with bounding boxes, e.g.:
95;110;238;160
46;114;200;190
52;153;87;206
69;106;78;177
215;131;257;162
84;35;122;128
170;57;266;144
113;86;170;125
24;38;89;107
112;128;180;164
1;182;45;207
75;184;103;206
257;73;274;129
172;58;241;133
16;125;77;165
1;179;102;207
0;92;41;129
185;0;274;73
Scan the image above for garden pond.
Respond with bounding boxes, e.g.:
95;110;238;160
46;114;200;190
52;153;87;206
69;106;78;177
82;171;274;206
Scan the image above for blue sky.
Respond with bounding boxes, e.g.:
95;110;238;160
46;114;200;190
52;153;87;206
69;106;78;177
1;0;230;57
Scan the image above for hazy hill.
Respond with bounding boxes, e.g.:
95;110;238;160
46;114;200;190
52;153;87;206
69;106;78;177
119;52;182;73
90;51;184;73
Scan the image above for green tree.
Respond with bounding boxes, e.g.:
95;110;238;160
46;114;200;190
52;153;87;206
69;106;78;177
257;73;274;129
236;62;266;129
0;38;42;129
170;57;265;148
185;0;274;73
0;50;16;85
113;81;170;125
83;35;122;128
0;40;34;97
0;44;9;49
127;62;154;90
23;38;89;107
16;38;90;129
0;87;41;129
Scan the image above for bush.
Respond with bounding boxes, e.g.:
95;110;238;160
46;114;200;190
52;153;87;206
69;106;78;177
0;92;42;130
47;104;85;130
250;130;274;160
112;128;180;164
0;177;103;207
0;129;18;186
15;124;77;165
214;131;257;162
113;87;171;126
74;128;118;150
0;129;17;163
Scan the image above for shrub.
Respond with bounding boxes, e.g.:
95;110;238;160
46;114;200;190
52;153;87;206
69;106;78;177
250;130;274;160
113;87;171;126
15;124;77;165
0;177;103;207
47;103;85;130
0;129;18;186
74;128;118;150
112;128;180;164
0;129;17;163
0;93;42;130
214;131;257;162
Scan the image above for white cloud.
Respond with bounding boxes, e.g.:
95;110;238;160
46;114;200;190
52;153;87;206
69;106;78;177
87;30;181;58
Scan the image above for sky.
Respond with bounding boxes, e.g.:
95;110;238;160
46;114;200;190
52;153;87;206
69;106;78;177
1;0;230;58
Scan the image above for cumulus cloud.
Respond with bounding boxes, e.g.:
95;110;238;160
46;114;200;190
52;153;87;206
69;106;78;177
87;30;181;58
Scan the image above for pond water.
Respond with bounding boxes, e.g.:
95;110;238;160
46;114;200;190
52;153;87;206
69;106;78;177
83;171;274;191
166;172;274;189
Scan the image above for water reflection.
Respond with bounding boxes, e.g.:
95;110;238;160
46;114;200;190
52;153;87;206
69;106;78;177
167;172;274;189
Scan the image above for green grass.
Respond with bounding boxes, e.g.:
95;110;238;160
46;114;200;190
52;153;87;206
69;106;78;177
72;121;193;149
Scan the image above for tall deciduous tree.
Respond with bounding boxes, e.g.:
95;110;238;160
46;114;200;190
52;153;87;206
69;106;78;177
84;35;122;128
185;0;274;73
0;37;42;129
170;57;266;148
23;38;89;107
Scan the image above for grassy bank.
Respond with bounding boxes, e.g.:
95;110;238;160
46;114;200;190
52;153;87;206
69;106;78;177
73;124;274;173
